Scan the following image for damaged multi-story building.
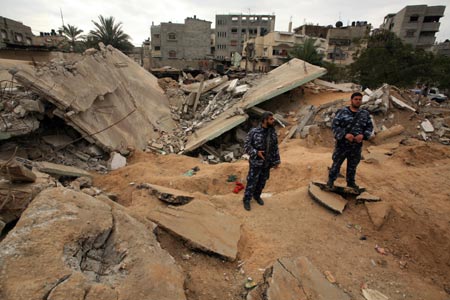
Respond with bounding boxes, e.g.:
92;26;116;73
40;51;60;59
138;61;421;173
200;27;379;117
380;5;446;49
324;21;371;65
150;16;212;69
0;16;34;49
215;14;275;62
241;24;327;72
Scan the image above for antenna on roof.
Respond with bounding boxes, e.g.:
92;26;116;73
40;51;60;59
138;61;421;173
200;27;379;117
60;8;65;27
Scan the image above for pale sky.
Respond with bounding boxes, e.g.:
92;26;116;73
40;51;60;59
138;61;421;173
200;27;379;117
2;0;449;46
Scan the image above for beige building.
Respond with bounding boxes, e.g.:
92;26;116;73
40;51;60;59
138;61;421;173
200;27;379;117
0;16;34;49
324;22;371;65
241;31;327;71
380;5;446;49
150;16;212;69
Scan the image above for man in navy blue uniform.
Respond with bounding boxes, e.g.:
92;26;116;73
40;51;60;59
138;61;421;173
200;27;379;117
243;112;281;211
327;92;373;190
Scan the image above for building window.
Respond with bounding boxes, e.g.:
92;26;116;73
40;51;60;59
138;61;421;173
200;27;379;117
423;16;441;23
15;33;23;42
26;37;32;45
1;30;7;39
217;19;226;25
231;28;238;33
241;29;246;34
168;50;176;58
230;40;238;46
154;46;160;51
232;16;239;22
168;33;176;40
405;30;416;37
217;32;227;38
409;15;419;22
249;28;257;35
153;34;160;39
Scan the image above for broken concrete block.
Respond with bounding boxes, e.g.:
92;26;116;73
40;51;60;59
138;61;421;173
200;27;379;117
252;257;350;300
356;192;381;203
232;84;249;96
13;105;27;118
308;183;348;214
138;183;194;205
365;202;392;230
107;152;127;171
36;161;92;178
226;79;239;92
390;96;416;112
364;88;373;96
42;134;74;148
420;119;434;133
148;200;241;260
19;99;45;113
372;125;405;145
0;159;37;183
362;288;389;300
0;187;187;300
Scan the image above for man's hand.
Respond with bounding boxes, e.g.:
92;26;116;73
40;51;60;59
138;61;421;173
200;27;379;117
273;163;280;169
257;151;265;160
345;133;354;142
354;134;364;143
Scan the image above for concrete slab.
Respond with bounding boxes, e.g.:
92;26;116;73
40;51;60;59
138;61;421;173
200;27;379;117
42;134;74;148
13;45;175;152
357;192;381;203
260;257;350;300
362;288;389;300
36;161;92;178
308;183;348;214
185;58;325;152
0;159;36;183
421;119;434;133
390;96;416;112
312;181;364;195
139;183;194;205
148;200;241;260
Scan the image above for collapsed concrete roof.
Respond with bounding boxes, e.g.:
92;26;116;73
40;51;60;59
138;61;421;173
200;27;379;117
184;58;326;152
13;44;175;152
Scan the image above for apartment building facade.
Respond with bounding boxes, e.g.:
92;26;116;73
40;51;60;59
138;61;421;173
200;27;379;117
215;14;275;61
0;16;34;49
150;16;212;69
241;31;326;71
380;5;446;49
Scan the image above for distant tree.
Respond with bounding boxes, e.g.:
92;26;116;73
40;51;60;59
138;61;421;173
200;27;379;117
60;24;83;47
289;38;323;66
350;30;433;88
88;15;134;52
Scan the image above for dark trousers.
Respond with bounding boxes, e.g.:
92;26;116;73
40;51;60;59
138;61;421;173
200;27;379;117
328;142;362;184
244;164;271;201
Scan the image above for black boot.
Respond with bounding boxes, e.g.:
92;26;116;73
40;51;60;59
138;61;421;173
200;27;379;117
326;179;334;190
243;199;251;211
347;182;360;190
254;196;264;206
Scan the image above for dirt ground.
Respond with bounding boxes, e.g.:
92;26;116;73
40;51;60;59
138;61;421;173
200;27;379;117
94;90;450;300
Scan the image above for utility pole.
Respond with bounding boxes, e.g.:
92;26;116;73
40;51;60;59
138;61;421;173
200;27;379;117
60;8;65;28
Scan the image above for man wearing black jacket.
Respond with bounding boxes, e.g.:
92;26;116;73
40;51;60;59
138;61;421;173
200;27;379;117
243;112;281;211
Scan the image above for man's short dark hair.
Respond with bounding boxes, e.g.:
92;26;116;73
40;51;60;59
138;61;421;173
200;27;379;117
351;92;363;99
261;111;274;123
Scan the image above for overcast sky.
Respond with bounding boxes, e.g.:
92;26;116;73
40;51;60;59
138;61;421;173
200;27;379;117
2;0;449;46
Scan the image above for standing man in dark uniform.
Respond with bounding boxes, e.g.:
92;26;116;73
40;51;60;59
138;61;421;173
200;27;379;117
243;112;281;211
327;92;373;190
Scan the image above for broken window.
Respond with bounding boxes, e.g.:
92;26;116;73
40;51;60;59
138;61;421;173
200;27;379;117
168;50;176;58
249;28;257;35
232;16;239;22
15;33;23;42
168;33;176;40
231;28;238;33
1;30;7;39
26;37;32;45
409;15;419;22
154;46;160;51
423;16;441;23
405;30;416;37
241;29;246;34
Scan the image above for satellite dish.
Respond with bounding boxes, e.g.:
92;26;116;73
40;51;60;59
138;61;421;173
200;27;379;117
336;21;343;28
